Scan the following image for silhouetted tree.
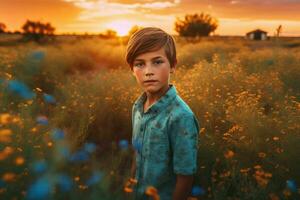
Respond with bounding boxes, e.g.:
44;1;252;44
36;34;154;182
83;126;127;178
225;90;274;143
128;25;140;37
0;22;6;33
21;20;55;42
174;13;218;37
99;29;117;39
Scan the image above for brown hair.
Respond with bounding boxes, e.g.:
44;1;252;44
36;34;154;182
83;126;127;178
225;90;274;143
125;27;177;70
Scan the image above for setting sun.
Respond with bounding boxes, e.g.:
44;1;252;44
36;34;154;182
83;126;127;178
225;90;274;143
105;20;135;36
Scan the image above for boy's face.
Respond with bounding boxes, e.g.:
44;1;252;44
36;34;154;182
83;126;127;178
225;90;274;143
131;47;175;95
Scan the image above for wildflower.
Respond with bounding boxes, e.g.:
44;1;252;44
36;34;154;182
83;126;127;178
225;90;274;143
258;152;266;158
0;129;12;143
0;146;14;161
145;186;160;200
57;146;70;158
0;113;11;124
286;179;297;192
191;186;205;196
0;180;5;189
56;174;73;192
32;160;47;174
124;187;133;193
224;150;234;159
36;116;48;125
43;93;56;104
69;150;89;162
51;128;64;140
74;176;80;182
47;142;52;147
119;139;129;150
86;171;103;186
7;80;36;100
84;142;97;153
2;173;16;182
27;177;53;200
15;156;25;165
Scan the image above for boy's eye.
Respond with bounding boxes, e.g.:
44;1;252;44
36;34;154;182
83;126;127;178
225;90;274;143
153;60;163;65
134;63;144;68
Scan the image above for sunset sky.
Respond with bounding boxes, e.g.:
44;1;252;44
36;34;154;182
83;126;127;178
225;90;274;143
1;0;300;36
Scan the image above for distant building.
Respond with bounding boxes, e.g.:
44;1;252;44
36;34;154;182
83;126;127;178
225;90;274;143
246;29;268;40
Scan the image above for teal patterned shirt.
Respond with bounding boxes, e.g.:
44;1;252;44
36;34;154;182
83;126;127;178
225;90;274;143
131;84;199;200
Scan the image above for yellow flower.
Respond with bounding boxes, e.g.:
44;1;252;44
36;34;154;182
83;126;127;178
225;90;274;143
0;113;11;124
0;129;12;143
15;156;25;165
224;150;234;159
2;172;16;182
145;186;160;200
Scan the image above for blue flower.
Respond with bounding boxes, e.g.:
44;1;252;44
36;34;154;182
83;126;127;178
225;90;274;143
191;186;205;196
36;116;48;125
27;177;53;200
286;179;297;192
84;142;97;153
132;139;142;153
30;51;45;61
0;180;5;189
118;139;129;150
7;80;36;100
32;160;47;174
57;146;70;158
86;171;103;186
56;174;73;192
69;150;89;162
51;128;64;140
43;93;56;104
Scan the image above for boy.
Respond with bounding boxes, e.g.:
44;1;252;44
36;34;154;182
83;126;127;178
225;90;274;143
125;27;199;200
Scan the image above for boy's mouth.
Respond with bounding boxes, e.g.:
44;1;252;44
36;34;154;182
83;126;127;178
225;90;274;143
144;80;158;83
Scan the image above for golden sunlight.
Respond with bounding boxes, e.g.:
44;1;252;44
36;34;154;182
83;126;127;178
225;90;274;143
105;20;135;36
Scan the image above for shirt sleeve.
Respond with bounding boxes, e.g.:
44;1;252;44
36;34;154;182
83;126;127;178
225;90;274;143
169;113;199;175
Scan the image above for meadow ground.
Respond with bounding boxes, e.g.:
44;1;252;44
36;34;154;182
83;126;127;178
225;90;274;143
0;34;299;200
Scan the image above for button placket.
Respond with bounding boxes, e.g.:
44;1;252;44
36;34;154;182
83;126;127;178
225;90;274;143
139;112;153;182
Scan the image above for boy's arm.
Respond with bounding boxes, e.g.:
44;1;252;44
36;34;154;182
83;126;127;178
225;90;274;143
169;113;199;199
172;174;194;200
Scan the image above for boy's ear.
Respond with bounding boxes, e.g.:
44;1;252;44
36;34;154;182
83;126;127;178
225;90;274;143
170;59;177;73
170;67;175;74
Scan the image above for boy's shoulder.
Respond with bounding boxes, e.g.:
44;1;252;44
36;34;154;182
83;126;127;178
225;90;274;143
170;95;195;118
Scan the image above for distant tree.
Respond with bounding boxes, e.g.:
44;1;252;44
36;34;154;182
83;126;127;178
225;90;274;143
174;13;218;37
0;22;6;33
99;29;117;39
128;25;141;37
21;20;55;42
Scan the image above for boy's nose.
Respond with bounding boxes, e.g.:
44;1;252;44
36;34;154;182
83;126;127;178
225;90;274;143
144;64;154;76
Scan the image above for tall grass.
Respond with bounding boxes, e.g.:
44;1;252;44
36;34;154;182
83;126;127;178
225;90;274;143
0;36;299;199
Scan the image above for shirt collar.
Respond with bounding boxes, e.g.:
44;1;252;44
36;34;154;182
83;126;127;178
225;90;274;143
134;84;177;114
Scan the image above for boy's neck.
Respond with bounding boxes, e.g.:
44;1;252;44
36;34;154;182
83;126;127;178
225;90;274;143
144;84;170;112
